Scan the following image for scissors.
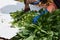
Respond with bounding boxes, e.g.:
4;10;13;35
31;0;41;5
32;9;48;24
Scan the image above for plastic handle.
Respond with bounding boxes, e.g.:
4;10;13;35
32;9;48;24
32;15;40;24
31;0;41;5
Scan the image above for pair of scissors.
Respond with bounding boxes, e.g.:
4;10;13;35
31;0;41;5
32;9;48;24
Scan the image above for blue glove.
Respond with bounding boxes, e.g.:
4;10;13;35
32;9;48;24
31;0;41;5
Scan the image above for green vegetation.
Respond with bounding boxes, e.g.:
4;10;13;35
10;9;60;40
18;0;24;2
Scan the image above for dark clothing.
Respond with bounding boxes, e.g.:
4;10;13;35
53;0;60;8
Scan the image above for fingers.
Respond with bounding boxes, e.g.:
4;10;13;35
47;3;57;13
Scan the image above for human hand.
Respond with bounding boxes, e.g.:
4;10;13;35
47;3;57;13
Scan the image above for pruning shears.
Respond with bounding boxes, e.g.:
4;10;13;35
31;0;41;5
32;9;48;24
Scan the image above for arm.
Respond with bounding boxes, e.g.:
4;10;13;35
24;0;37;12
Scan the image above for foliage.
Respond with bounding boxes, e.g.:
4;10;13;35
10;9;60;40
17;0;24;2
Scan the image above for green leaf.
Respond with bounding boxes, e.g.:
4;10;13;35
24;35;34;40
10;9;60;40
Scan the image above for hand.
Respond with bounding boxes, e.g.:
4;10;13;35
47;3;57;13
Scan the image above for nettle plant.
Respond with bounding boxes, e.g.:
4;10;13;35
10;9;60;40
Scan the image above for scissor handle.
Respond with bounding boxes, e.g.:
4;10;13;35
32;9;48;24
31;0;41;5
